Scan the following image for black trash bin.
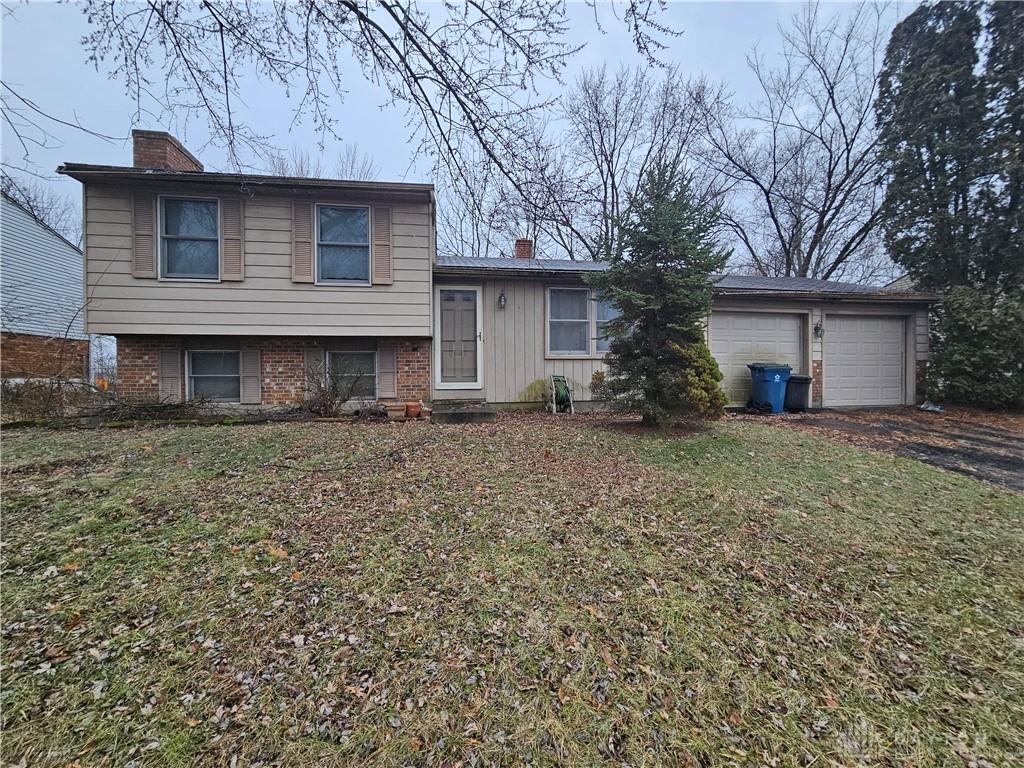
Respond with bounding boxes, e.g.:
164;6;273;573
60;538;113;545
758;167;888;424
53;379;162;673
784;374;813;412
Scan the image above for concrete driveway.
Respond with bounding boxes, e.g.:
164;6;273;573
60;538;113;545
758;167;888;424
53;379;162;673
760;407;1024;491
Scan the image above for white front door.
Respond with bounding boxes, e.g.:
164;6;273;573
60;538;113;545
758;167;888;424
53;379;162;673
435;286;482;389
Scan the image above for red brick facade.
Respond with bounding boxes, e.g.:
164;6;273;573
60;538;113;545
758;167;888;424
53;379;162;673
1;332;90;380
132;130;204;172
811;360;823;408
115;336;182;400
396;340;431;401
116;335;431;406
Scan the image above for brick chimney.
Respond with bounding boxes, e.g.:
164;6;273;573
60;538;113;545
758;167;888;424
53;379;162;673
514;238;534;259
132;129;204;172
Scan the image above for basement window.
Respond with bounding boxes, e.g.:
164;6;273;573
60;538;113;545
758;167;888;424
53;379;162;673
186;350;240;402
327;351;377;399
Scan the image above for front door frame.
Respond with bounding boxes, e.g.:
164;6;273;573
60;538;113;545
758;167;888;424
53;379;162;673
434;284;483;390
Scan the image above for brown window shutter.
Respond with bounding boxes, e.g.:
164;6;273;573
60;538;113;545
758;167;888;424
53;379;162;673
132;192;157;278
240;348;261;404
372;206;393;285
220;198;244;281
158;349;181;401
303;347;325;392
292;201;314;283
377;346;397;399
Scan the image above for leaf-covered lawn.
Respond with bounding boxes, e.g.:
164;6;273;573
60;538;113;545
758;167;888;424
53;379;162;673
2;415;1022;767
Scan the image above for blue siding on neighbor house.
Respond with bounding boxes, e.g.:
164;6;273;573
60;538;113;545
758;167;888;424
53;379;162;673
0;194;87;340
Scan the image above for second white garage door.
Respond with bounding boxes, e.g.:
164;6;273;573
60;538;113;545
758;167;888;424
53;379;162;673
824;315;905;406
710;311;804;406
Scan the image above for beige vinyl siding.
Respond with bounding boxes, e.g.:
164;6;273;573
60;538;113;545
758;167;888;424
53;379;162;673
435;282;932;407
83;185;432;336
434;277;607;404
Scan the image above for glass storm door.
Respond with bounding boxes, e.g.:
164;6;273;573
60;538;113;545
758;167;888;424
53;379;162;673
439;289;479;385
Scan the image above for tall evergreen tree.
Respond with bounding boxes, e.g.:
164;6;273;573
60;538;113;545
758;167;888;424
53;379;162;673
588;162;729;426
977;2;1023;287
876;1;1022;292
875;2;1023;408
875;2;991;291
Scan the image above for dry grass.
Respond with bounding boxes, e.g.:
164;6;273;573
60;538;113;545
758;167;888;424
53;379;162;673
2;415;1022;766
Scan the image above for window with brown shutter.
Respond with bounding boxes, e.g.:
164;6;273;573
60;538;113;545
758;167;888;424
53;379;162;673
372;206;393;285
221;198;244;281
377;347;397;398
132;193;157;278
240;348;261;403
292;201;314;283
159;349;182;401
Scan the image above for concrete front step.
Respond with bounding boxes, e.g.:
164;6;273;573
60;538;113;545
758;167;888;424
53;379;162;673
431;401;497;424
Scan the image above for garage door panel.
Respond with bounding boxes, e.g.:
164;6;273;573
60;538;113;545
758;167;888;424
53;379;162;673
710;311;804;406
824;315;905;406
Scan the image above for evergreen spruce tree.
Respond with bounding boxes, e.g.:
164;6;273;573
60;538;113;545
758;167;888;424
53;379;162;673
875;2;1023;407
588;162;729;426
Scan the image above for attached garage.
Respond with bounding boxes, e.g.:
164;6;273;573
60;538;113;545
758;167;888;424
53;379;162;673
710;311;805;406
823;315;905;406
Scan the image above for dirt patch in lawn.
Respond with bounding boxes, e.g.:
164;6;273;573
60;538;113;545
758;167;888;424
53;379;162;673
744;407;1024;491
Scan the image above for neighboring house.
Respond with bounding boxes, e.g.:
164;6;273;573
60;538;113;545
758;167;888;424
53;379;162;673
0;192;90;380
59;131;935;410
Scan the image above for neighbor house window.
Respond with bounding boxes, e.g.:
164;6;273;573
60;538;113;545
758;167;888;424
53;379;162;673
317;206;370;283
187;351;240;402
548;288;590;355
327;351;376;399
595;298;620;353
161;198;219;279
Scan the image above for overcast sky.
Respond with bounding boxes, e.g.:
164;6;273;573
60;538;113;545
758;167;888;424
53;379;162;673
2;1;901;204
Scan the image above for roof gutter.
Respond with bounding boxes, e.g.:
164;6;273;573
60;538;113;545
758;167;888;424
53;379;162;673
714;289;939;302
56;163;434;199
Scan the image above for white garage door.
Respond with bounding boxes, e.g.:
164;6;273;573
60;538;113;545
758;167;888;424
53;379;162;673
824;315;905;406
710;312;804;406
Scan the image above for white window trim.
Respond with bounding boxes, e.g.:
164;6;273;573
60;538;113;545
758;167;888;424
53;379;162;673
325;349;379;402
315;203;372;286
185;349;240;402
158;195;221;282
433;284;483;390
546;287;615;359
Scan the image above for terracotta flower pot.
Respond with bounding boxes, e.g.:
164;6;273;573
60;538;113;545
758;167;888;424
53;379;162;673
405;401;422;418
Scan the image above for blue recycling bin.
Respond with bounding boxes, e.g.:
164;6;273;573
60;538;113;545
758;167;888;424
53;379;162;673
747;363;792;414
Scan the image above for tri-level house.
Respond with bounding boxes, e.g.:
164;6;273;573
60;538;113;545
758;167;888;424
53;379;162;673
60;131;936;411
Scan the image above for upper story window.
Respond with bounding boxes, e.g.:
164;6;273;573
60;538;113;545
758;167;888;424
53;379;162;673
161;198;219;279
317;206;370;284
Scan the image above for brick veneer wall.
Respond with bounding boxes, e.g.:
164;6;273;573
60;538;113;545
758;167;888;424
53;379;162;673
395;339;431;401
116;336;183;400
1;332;90;379
811;360;823;408
116;335;431;405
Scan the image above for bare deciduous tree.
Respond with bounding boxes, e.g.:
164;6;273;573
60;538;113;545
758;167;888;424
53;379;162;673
438;65;713;261
335;144;380;181
78;0;676;191
266;144;380;180
694;2;894;283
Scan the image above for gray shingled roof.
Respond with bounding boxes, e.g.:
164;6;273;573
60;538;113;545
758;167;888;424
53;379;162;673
435;255;610;272
433;255;914;295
